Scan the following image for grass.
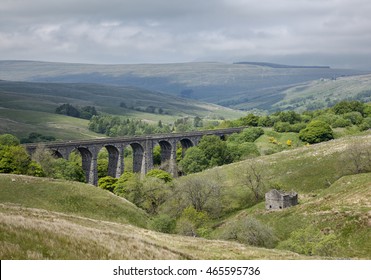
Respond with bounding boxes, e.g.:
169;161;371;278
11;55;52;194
0;175;308;260
0;108;103;140
185;133;370;259
1;134;370;259
0;174;148;227
275;74;371;111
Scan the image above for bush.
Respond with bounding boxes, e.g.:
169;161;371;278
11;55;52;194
0;134;20;146
175;206;210;237
278;226;339;256
228;127;264;143
146;169;173;183
221;217;277;248
149;214;176;233
359;117;371;131
299;120;334;144
98;176;118;192
113;172;143;205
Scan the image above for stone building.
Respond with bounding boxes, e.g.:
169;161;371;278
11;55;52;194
265;189;298;210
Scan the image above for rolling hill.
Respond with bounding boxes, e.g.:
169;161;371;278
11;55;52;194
274;74;371;111
1;60;368;111
0;174;306;260
0;79;243;139
0;134;369;259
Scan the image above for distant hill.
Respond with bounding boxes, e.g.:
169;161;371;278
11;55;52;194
273;74;371;111
1;60;368;111
0;79;243;139
234;61;330;69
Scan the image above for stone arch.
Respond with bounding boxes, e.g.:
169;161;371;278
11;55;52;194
72;146;97;185
158;140;173;165
51;149;64;159
179;138;195;157
130;142;144;173
102;144;123;178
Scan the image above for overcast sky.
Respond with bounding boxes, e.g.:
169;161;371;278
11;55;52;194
1;0;371;69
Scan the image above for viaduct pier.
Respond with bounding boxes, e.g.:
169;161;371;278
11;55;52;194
24;127;245;185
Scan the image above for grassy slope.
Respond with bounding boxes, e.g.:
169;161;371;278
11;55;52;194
0;174;305;260
184;133;370;258
1;134;369;259
0;108;103;140
0;174;148;227
0;79;243;139
274;74;371;111
218;173;371;259
0;80;243;119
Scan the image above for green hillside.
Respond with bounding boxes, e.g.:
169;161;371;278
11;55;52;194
166;133;371;258
0;108;103;140
0;79;243;139
1;60;368;110
0;174;306;260
0;134;369;259
0;174;148;227
216;173;371;258
274;74;371;111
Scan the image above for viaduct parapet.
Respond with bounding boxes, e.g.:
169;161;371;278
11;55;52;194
24;127;245;185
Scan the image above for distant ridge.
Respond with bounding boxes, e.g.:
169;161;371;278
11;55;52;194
234;61;330;69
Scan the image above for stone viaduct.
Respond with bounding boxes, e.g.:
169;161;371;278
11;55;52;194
24;127;245;185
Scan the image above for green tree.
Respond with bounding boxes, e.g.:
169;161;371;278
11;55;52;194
140;177;171;215
299;120;334;144
113;172;143;206
179;147;209;174
240;113;259;126
333;100;365;115
146;169;173;183
175;206;209;237
0;145;31;174
197;135;232;167
0;134;20;146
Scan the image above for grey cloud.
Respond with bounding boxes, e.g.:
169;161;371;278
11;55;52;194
0;0;370;68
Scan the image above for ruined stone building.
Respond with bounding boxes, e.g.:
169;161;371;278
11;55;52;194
265;189;298;210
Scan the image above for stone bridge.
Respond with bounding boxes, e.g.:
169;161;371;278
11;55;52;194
24;127;245;185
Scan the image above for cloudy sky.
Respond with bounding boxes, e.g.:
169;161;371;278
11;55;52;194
1;0;371;69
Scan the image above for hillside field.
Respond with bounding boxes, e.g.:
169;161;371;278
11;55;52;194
1;133;370;259
0;174;306;260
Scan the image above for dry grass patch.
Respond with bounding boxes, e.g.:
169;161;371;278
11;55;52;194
0;204;306;260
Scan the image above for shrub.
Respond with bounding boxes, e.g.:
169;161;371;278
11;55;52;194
228;127;264;143
149;214;176;233
98;176;118;192
278;226;339;256
0;134;20;146
146;169;173;183
175;206;209;237
359;117;371;131
221;217;277;248
299;120;334;144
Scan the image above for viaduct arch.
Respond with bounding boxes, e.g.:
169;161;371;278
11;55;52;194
25;128;245;185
